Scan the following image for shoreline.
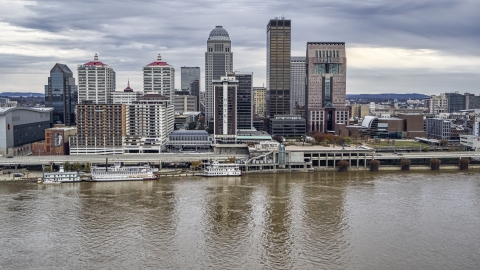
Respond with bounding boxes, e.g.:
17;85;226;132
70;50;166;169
1;164;479;182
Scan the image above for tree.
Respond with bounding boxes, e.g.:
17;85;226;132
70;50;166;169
83;163;91;172
440;140;448;146
191;160;202;171
226;156;236;163
273;135;283;143
63;161;71;171
188;122;197;130
73;162;82;172
45;165;52;173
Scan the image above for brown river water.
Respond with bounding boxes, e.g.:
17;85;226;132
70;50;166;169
1;170;479;269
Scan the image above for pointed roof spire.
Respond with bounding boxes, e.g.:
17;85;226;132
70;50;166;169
94;53;99;61
124;79;133;92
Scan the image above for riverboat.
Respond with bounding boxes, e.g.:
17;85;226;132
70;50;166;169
90;161;158;182
41;165;81;184
202;161;242;177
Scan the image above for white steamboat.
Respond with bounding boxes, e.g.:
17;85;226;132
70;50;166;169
41;165;81;184
202;161;242;177
90;160;158;182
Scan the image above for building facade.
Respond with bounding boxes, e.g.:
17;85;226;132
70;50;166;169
45;63;77;126
205;26;233;126
306;42;348;133
427;93;448;115
143;54;175;102
235;72;253;130
446;92;466;113
0;107;53;156
425;118;451;140
77;54;115;104
181;67;200;93
253;87;267;117
269;115;306;137
290;56;306;115
123;94;174;153
172;92;198;113
70;102;123;155
32;125;77;155
213;75;238;135
266;18;291;117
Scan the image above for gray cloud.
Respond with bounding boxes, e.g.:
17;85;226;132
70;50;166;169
1;0;479;94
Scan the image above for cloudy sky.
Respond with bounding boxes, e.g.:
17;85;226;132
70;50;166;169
1;0;479;95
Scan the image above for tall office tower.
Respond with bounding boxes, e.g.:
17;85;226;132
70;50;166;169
77;54;116;104
143;54;175;102
181;67;200;93
290;57;306;115
235;72;253;130
266;18;291;118
253;87;267;117
45;63;77;125
306;42;348;133
212;74;238;135
205;26;233;126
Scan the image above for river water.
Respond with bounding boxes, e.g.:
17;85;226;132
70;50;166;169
1;171;479;269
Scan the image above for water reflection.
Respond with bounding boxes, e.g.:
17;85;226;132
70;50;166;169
0;171;479;269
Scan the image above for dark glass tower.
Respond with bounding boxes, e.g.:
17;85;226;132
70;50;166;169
266;18;291;118
45;63;77;126
235;72;253;130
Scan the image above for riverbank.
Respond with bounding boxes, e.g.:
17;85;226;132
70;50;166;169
2;163;479;182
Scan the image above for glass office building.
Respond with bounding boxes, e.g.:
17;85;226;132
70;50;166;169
45;63;77;126
266;18;291;118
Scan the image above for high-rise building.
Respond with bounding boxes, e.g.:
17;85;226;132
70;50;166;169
290;57;305;115
45;63;77;126
306;42;348;132
253;87;267;117
70;102;124;155
143;54;175;102
235;72;253;130
446;92;466;113
123;94;174;153
181;67;200;93
266;18;291;117
77;54;115;104
213;74;238;135
205;26;233;126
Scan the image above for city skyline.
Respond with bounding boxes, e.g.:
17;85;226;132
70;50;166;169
1;1;479;95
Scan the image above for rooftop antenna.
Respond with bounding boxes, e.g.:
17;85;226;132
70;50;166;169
157;54;162;61
94;53;98;61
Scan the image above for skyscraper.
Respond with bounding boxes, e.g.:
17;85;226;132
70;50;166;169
143;54;175;102
181;67;200;93
305;42;348;133
290;57;306;116
235;72;253;130
266;18;291;118
45;63;77;125
213;74;238;135
77;54;115;104
205;26;233;126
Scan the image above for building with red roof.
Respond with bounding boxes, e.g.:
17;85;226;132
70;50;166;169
143;54;175;102
77;54;116;104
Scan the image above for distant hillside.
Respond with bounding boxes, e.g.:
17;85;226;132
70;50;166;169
0;92;45;97
347;93;428;101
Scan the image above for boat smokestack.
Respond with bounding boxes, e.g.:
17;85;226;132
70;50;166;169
106;158;108;172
